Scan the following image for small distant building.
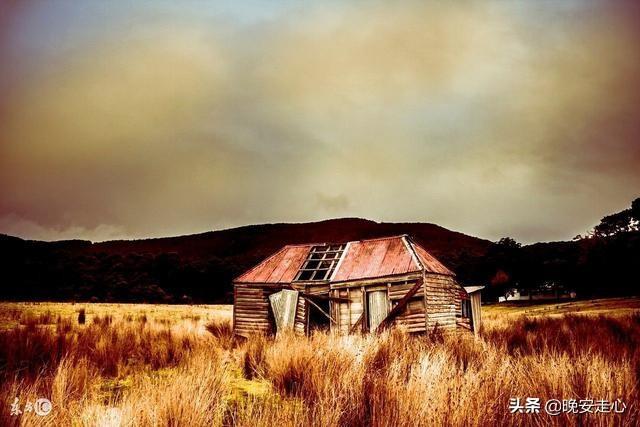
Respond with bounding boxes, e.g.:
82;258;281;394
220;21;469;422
498;288;528;302
498;287;577;302
233;235;483;337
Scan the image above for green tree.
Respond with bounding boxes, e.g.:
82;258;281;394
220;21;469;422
496;237;521;249
631;197;640;222
592;197;640;237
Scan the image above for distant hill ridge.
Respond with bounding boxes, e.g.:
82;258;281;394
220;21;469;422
0;218;490;302
1;217;638;303
87;217;491;260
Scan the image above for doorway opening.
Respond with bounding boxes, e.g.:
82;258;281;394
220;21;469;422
307;296;331;333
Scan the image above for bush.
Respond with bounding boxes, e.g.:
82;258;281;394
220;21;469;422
206;319;235;349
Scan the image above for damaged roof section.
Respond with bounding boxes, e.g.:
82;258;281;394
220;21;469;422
235;235;454;284
294;244;346;282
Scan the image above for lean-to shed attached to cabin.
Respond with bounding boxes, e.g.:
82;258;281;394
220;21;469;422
233;235;482;337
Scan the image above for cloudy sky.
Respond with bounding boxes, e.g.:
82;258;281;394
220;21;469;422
1;1;639;243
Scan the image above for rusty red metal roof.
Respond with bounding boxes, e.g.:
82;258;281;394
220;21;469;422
332;236;419;281
235;244;313;283
411;240;455;276
234;235;454;284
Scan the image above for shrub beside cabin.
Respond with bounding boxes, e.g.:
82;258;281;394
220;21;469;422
233;235;482;337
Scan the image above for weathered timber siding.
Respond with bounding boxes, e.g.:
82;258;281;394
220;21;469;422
233;284;307;337
303;283;330;295
234;284;273;336
329;277;428;334
234;284;308;337
332;287;365;334
423;274;464;331
389;280;427;333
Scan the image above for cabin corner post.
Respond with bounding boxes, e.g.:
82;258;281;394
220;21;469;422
361;286;367;333
422;272;429;331
232;283;237;335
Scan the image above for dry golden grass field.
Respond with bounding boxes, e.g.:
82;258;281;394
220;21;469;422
0;298;639;426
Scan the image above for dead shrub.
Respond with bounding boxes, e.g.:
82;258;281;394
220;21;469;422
20;310;54;327
93;314;113;327
242;334;269;379
206;319;235;349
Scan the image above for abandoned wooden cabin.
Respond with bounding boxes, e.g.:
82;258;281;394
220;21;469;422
233;235;483;337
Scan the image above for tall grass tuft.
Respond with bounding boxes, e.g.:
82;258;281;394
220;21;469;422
206;318;235;349
0;305;638;426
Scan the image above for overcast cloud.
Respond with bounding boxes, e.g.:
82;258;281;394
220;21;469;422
1;1;639;243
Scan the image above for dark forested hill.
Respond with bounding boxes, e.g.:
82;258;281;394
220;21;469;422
1;216;638;303
0;218;491;303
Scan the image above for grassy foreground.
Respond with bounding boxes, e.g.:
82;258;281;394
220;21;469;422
0;299;638;426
